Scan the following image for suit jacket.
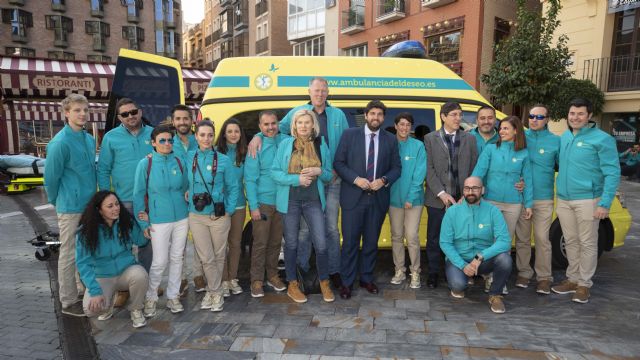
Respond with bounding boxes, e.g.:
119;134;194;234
424;130;478;209
334;127;401;211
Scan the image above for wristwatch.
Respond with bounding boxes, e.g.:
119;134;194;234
381;176;388;186
474;253;484;262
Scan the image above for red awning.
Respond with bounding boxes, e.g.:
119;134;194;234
0;56;212;102
3;100;107;122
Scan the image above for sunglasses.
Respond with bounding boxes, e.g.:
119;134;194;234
157;138;174;145
528;114;546;121
119;109;139;118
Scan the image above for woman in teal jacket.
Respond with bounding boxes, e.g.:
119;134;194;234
76;190;149;328
215;119;248;297
132;125;189;317
388;113;427;289
472;116;533;237
187;120;240;313
271;109;334;304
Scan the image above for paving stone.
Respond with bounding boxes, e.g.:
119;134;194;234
395;299;430;312
373;317;425;331
208;312;265;324
281;339;356;357
274;325;327;341
311;315;374;330
354;342;442;359
425;320;480;335
357;306;407;319
236;324;277;338
440;345;471;359
229;337;287;353
261;313;314;326
325;328;386;343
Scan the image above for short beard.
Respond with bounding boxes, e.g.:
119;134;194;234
366;122;380;131
465;194;479;204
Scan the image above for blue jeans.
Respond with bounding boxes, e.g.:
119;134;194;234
297;178;341;274
283;199;329;282
445;252;512;296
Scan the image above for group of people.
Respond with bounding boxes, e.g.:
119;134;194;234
44;78;622;329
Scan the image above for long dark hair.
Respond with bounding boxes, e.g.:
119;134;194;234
496;116;527;151
78;190;133;255
216;118;247;165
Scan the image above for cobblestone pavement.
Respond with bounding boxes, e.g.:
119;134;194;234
0;192;62;360
2;181;640;360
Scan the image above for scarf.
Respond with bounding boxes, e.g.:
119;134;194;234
288;137;321;174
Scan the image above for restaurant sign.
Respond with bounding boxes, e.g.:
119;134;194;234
609;0;640;13
33;76;96;91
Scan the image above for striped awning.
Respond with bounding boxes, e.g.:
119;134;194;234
0;56;213;101
3;100;107;122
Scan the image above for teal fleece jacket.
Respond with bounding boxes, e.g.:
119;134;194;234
132;151;188;229
245;133;288;210
44;125;97;213
97;124;154;201
472;142;534;208
279;102;349;164
557;127;620;208
390;137;427;208
620;150;640;166
172;133;197;163
525;128;560;201
440;199;511;270
271;137;333;213
220;143;247;209
470;127;499;155
76;220;148;296
187;148;240;215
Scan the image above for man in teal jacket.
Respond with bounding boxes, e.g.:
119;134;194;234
470;105;499;155
169;104;206;294
44;94;97;317
552;98;621;304
440;176;512;314
249;77;349;288
97;98;154;271
245;110;289;298
514;104;560;294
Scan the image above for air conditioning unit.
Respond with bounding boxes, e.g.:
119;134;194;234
422;0;456;9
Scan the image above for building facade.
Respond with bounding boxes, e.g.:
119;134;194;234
337;0;537;97
183;22;205;68
0;0;182;63
550;0;640;147
200;0;291;71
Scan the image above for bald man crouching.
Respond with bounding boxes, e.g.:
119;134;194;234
439;176;512;314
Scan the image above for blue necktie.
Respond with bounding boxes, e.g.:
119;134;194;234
367;133;376;182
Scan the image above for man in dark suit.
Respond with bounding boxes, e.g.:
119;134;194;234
424;102;478;288
333;100;402;299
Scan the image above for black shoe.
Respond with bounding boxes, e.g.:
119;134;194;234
329;273;343;289
359;281;379;294
427;274;438;289
61;302;86;317
340;286;352;299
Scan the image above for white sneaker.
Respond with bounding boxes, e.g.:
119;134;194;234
130;309;147;328
409;272;421;289
143;299;157;318
166;298;184;313
200;292;214;310
211;293;224;312
229;279;243;295
98;293;117;321
502;285;509;295
222;281;231;297
390;269;406;285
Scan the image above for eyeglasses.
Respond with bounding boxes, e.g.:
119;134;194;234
528;114;546;121
119;109;139;118
157;138;174;145
463;186;482;192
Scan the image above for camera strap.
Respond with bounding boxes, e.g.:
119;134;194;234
192;150;218;199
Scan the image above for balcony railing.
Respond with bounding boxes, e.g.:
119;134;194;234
376;0;405;24
583;55;640;92
256;36;269;54
341;5;365;35
212;29;220;42
255;0;268;17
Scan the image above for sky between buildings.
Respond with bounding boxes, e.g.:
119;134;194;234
182;0;205;24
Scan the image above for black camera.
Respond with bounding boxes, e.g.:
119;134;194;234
214;202;225;217
192;193;212;212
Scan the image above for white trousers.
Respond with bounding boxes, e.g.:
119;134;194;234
145;218;189;300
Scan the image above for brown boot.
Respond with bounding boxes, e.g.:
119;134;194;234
320;279;335;303
287;280;307;303
113;290;129;307
193;275;206;293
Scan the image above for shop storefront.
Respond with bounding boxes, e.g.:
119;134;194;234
0;56;212;155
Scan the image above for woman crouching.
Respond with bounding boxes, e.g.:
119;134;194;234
272;109;334;303
76;190;150;328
